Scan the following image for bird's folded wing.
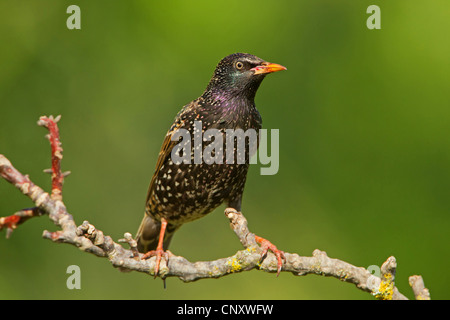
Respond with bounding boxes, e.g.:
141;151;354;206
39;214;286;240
145;101;197;207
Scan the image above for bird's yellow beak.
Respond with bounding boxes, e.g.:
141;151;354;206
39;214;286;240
251;62;287;75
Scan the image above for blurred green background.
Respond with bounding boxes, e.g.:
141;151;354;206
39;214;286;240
1;0;449;300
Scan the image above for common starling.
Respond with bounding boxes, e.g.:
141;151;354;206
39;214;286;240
136;53;286;276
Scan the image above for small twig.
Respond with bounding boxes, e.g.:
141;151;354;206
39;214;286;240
0;207;42;238
371;256;399;300
37;115;64;201
119;232;140;258
409;275;431;300
0;115;66;233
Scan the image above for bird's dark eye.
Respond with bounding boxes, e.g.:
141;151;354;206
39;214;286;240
235;61;244;70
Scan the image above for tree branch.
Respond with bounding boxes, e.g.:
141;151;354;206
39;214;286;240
0;115;430;300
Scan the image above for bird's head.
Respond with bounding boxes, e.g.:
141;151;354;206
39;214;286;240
204;53;286;103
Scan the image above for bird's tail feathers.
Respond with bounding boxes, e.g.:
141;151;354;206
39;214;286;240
136;214;176;253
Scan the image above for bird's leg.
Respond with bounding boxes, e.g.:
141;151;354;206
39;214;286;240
141;217;169;277
254;235;286;277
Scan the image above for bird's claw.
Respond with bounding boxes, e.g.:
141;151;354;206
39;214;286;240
141;249;170;277
255;235;286;277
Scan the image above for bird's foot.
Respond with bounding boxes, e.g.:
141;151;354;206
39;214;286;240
254;235;286;277
141;248;170;277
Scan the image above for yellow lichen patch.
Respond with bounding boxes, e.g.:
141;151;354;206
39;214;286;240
246;247;257;254
337;269;349;281
373;273;394;300
208;266;222;278
227;257;242;273
416;294;430;300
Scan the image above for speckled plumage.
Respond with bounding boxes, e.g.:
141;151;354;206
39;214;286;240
136;53;285;254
